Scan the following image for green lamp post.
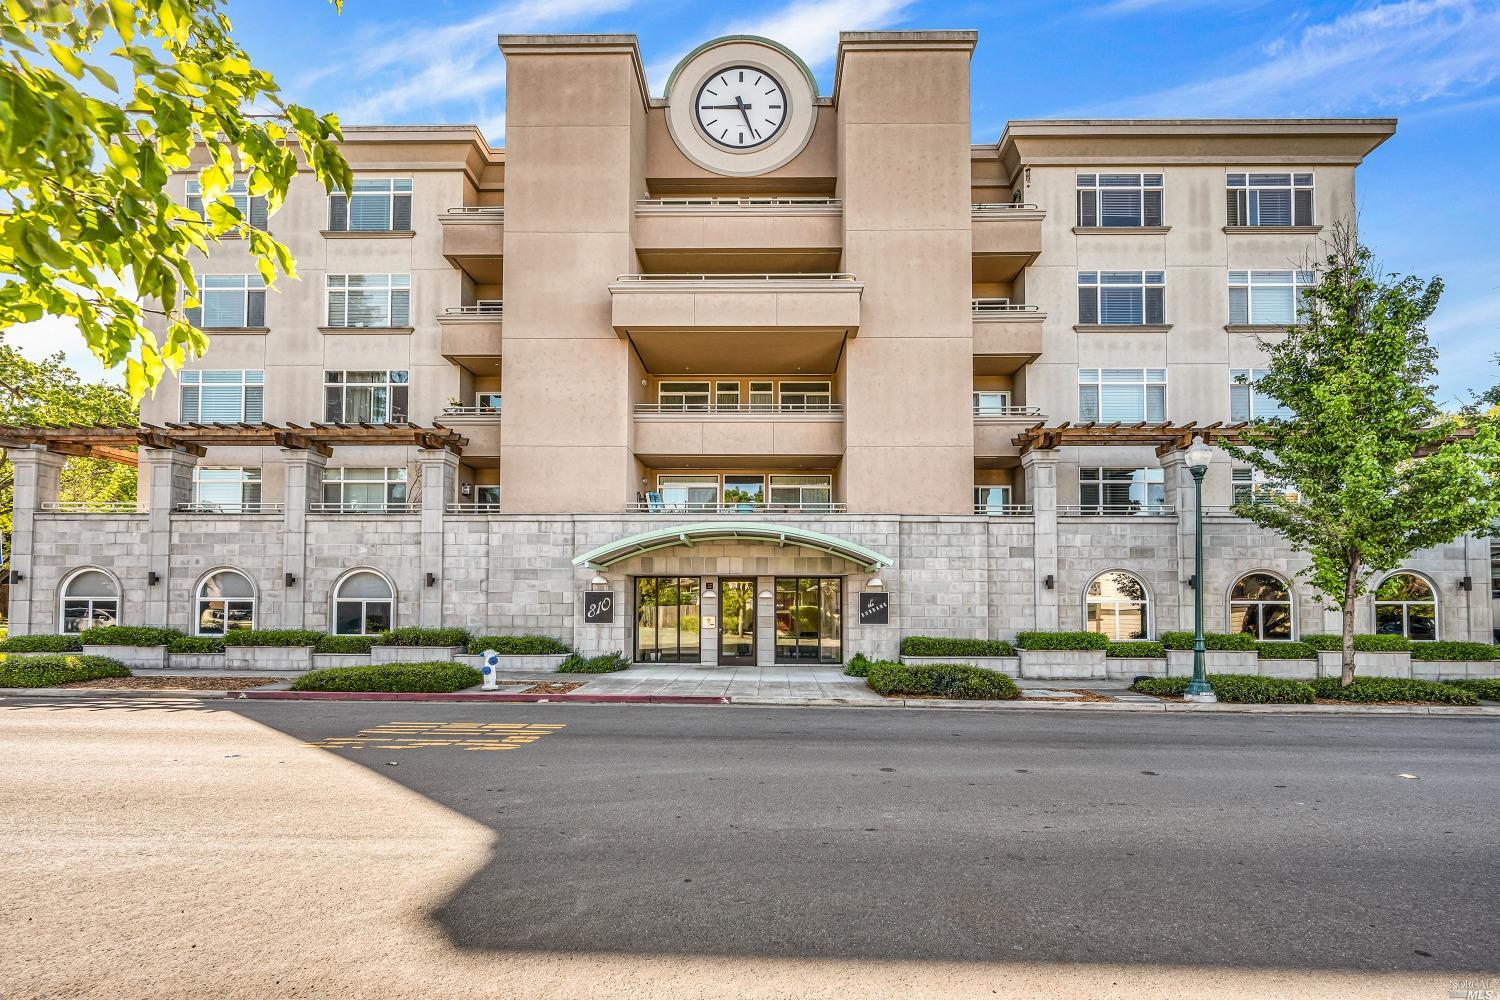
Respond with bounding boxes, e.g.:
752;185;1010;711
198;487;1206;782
1184;436;1218;703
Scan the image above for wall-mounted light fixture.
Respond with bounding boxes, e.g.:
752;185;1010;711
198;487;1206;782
147;571;160;587
8;570;23;585
426;573;437;587
1459;576;1473;592
866;576;884;590
1187;574;1198;591
590;574;608;590
285;572;297;587
1043;575;1054;590
759;590;772;600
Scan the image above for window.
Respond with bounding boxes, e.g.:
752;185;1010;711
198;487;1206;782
1373;573;1437;641
774;577;842;663
60;569;119;633
723;474;765;508
475;485;502;506
778;381;831;408
748;381;775;410
1229;271;1316;325
321;467;409;510
1086;570;1151;640
180;370;264;423
1226;172;1314;227
324;370;408;423
1079;468;1166;515
326;274;410;328
1077;173;1163;228
656;475;719;510
974;485;1012;513
769;475;833;511
334;571;394;635
1230;369;1291;422
186;178;268;229
1078;271;1165;326
716;381;740;407
196;570;255;635
1230;573;1293;640
1079;369;1167;423
186;274;266;328
1232;467;1297;505
328;178;413;232
973;390;1011;415
658;382;711;410
635;577;701;662
192;468;262;511
475;392;503;411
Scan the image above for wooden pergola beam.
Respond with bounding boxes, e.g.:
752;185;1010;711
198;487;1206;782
0;422;468;464
1011;422;1253;454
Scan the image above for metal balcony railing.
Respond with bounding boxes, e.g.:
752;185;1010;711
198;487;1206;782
40;501;144;513
309;502;419;515
446;502;502;513
442;300;503;316
442;404;502;416
972;299;1041;314
626;501;846;514
637;196;841;207
1059;504;1177;517
614;272;856;282
174;503;286;514
973;405;1043;418
972;202;1040;211
443;206;504;216
633;403;843;415
973;504;1034;516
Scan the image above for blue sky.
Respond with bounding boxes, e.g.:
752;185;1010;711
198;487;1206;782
14;0;1500;404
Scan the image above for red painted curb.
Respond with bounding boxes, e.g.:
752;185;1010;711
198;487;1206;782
232;690;731;705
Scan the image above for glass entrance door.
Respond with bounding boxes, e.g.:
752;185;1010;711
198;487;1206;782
718;578;756;665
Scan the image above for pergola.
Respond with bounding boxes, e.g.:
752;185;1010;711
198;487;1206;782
1012;421;1253;457
0;422;470;466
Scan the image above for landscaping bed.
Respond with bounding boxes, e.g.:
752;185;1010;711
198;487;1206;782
1131;674;1315;704
1309;676;1477;706
557;652;629;673
59;675;287;691
291;662;482;693
0;654;130;688
867;661;1021;700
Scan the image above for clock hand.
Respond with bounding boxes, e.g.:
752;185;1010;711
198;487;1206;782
700;104;748;110
734;96;755;134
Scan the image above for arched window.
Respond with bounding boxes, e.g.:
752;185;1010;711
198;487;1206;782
334;571;393;635
1086;571;1151;640
196;570;255;636
1230;573;1293;640
60;569;119;633
1374;573;1437;641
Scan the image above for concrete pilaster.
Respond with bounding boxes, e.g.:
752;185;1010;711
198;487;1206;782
1022;451;1059;630
139;447;196;627
280;448;328;628
5;446;67;635
1162;451;1198;631
417;449;458;627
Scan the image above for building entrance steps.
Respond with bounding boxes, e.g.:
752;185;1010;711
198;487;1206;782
572;663;883;702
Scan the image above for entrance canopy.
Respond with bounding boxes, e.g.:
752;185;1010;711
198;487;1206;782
572;521;894;572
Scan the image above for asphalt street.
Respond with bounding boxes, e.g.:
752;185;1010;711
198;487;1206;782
1;696;1495;999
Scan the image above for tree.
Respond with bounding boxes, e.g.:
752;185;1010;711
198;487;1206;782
1223;225;1500;686
0;0;351;400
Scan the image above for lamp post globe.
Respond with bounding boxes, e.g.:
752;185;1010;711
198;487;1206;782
1184;436;1217;703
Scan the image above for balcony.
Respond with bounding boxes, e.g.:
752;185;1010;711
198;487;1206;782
971;203;1044;283
610;273;862;374
974;403;1043;465
972;300;1044;374
1059;504;1178;517
439;302;502;375
625;501;847;515
633;197;842;272
632;403;844;464
440;207;503;283
973;503;1033;516
436;403;501;459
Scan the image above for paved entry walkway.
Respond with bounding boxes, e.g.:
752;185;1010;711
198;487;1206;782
571;663;886;702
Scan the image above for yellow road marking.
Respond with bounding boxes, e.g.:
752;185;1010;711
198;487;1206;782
306;721;565;752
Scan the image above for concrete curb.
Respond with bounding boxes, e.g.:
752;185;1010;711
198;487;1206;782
733;696;1500;717
231;690;731;705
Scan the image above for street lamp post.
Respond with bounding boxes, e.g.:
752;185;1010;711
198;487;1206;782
1184;436;1217;703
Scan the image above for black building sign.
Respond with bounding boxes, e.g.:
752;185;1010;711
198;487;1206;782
583;591;615;624
858;592;889;625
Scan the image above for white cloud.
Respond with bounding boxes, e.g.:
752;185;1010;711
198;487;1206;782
2;317;119;386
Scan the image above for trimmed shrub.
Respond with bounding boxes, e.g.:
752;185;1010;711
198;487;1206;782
1106;641;1165;658
376;627;471;648
1449;679;1500;702
313;634;378;654
1409;641;1498;662
168;635;224;654
221;629;324;647
1302;633;1413;653
1256;641;1317;660
866;662;1021;700
75;625;183;646
557;651;629;673
1159;631;1258;652
1014;631;1110;651
0;654;130;687
1310;676;1476;705
0;634;83;653
290;662;481;693
900;636;1016;658
1130;673;1315;704
844;653;875;677
467;634;570;656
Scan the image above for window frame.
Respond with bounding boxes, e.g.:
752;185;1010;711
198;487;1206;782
1078;271;1166;326
1228;270;1316;326
332;569;396;636
328;178;414;233
320;466;410;511
777;381;832;409
187;273;267;329
1076;172;1164;228
1078;368;1168;423
1226;171;1315;227
1372;572;1439;641
324;370;409;423
180;369;265;423
1229;572;1295;641
324;273;412;328
773;576;843;664
185;177;268;230
634;576;703;663
973;390;1012;415
194;569;257;636
59;567;120;634
1230;368;1291;422
191;467;263;512
768;474;834;511
1078;467;1167;515
1084;570;1153;640
657;381;712;410
974;484;1013;513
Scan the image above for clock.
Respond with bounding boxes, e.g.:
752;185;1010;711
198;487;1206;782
693;66;788;150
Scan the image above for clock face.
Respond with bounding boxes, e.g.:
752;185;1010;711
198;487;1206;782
694;66;788;150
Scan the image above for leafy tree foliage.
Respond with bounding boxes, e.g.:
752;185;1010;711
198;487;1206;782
1223;226;1500;685
0;0;351;399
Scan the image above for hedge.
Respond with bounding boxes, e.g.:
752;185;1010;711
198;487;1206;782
899;636;1015;658
1310;676;1477;705
312;634;378;654
0;654;130;687
221;629;325;647
168;635;225;654
1408;641;1499;662
1131;673;1315;704
844;653;879;677
0;634;83;653
866;662;1021;700
1256;641;1317;660
290;662;482;693
557;651;629;673
1449;679;1500;701
1302;633;1413;653
467;635;571;656
75;625;183;646
1014;631;1110;651
375;627;471;647
1159;631;1258;652
1106;641;1164;658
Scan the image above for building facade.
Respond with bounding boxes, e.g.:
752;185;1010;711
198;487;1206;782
6;31;1497;662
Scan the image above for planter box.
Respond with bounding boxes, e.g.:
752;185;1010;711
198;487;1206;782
370;645;464;664
310;652;374;670
1315;650;1411;679
901;655;1020;677
166;653;227;670
82;644;166;669
1255;657;1318;680
454;653;571;673
221;646;314;671
1166;649;1258;676
1018;648;1106;680
1410;659;1500;682
1105;656;1167;679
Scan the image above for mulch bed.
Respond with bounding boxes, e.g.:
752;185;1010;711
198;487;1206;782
60;676;288;691
521;681;584;695
1049;688;1116;703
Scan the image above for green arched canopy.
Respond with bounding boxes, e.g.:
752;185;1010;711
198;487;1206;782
572;522;894;572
